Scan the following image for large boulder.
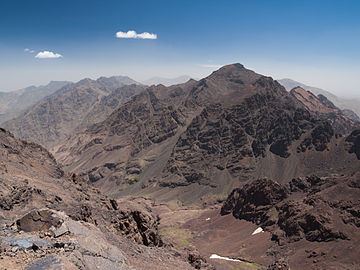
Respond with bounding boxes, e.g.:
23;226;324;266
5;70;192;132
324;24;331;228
16;210;62;232
221;178;289;225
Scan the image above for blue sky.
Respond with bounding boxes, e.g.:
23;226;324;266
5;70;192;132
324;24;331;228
0;0;359;97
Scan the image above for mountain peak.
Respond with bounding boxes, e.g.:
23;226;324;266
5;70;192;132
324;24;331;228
211;63;245;75
206;63;261;88
96;75;140;87
220;63;245;69
209;63;257;77
77;78;94;84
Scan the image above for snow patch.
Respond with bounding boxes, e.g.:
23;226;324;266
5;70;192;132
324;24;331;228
210;254;242;262
206;218;210;221
251;227;264;235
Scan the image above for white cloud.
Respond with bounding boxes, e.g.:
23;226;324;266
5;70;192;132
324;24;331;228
24;48;35;53
199;64;222;69
116;30;157;39
35;51;63;59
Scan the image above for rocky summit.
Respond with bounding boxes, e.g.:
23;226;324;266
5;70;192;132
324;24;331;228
0;63;359;270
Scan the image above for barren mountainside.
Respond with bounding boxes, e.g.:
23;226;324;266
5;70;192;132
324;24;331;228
53;64;360;206
3;76;142;148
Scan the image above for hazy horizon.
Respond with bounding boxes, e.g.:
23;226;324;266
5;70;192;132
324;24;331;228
1;0;359;98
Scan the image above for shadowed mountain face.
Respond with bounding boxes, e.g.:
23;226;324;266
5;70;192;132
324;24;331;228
53;64;360;205
3;76;144;148
0;81;71;123
278;78;360;120
290;86;359;134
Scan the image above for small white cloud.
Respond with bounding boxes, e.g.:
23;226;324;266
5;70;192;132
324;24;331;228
116;30;157;39
199;64;223;69
35;51;63;59
24;48;35;53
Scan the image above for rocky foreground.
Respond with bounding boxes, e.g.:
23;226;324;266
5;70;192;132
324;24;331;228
0;128;207;269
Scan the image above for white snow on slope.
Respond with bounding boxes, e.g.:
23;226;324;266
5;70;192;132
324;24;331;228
210;254;242;262
251;227;264;235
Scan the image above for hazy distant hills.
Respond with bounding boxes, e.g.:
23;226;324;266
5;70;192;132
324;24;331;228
0;81;71;123
54;64;360;205
278;78;360;119
3;76;142;148
142;75;194;86
290;86;358;134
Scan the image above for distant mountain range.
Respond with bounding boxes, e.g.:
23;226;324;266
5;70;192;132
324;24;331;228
289;86;358;134
3;76;143;147
0;81;71;123
278;78;360;119
142;75;194;86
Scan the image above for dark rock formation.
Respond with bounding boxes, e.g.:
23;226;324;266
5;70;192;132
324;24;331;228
0;185;43;210
277;200;348;242
111;210;163;247
267;259;290;270
221;179;289;226
298;121;334;152
188;251;215;270
345;129;360;159
222;175;359;244
67;204;95;224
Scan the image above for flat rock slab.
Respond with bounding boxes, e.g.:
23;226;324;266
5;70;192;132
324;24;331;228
24;256;77;270
24;256;62;270
4;235;52;249
54;223;69;238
